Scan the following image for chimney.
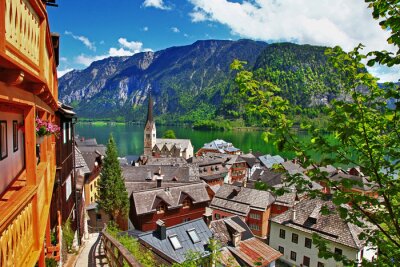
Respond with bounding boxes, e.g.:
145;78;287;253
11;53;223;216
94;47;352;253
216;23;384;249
156;176;163;188
232;231;241;247
156;220;166;240
203;213;212;227
291;207;296;222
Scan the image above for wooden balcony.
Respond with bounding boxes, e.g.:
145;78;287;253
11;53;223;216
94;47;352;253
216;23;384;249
0;139;56;267
0;0;59;265
0;0;58;110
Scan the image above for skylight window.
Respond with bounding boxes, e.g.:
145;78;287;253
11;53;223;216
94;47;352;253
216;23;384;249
187;229;200;243
169;235;182;250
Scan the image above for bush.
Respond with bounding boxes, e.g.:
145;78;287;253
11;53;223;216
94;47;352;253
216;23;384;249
63;219;74;252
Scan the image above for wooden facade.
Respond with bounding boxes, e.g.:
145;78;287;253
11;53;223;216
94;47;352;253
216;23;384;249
0;0;59;266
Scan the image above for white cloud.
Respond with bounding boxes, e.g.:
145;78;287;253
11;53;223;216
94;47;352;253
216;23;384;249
188;0;398;81
60;57;68;62
57;68;74;78
142;0;170;10
74;38;152;67
188;0;393;53
171;27;180;33
143;26;149;31
65;31;96;51
367;65;400;83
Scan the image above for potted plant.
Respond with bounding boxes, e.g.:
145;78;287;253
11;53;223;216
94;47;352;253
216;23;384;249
35;117;60;144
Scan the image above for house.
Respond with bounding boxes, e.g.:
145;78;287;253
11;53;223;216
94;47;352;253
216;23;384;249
259;154;285;169
48;102;78;260
327;170;378;198
210;216;282;267
143;95;193;159
210;184;275;238
241;153;261;178
196;139;241;156
247;168;284;188
269;198;377;267
138;218;213;265
128;182;212;231
193;153;249;184
76;137;105;206
0;0;60;265
189;156;228;186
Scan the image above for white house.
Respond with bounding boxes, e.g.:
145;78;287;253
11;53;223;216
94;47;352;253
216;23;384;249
269;198;377;267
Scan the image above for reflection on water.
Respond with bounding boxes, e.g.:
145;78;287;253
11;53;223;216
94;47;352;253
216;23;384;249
75;124;308;158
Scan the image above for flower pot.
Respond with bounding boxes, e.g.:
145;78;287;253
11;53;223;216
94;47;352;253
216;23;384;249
36;136;45;145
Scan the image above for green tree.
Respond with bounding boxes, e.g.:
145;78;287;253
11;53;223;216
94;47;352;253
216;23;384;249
98;134;129;221
162;129;177;139
231;1;400;265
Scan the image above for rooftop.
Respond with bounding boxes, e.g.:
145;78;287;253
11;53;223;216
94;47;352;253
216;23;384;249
138;218;212;263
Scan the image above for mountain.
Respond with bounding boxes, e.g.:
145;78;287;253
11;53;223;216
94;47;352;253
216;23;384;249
59;39;268;120
59;40;345;123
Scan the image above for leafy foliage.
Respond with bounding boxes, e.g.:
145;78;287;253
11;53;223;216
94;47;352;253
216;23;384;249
63;218;74;253
232;1;400;265
98;134;129;220
107;222;156;267
162;129;176;139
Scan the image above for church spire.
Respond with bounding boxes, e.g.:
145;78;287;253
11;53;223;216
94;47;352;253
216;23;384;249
146;93;153;123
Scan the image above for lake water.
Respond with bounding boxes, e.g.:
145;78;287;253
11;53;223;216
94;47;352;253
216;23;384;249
75;124;297;158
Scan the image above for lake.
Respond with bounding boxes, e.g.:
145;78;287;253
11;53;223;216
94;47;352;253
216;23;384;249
75;124;298;158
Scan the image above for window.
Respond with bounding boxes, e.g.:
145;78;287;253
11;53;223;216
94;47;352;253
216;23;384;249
187;229;200;243
0;121;7;160
249;224;260;231
279;229;286;239
183;218;190;223
169;235;182;250
278;246;284;254
317;262;325;267
305;237;312;248
335;248;342;255
90;184;93;191
215;214;220;220
157;204;166;214
292;233;298;243
63;122;66;144
12;121;18;152
182;198;191;208
96;214;102;220
250;213;261;220
303;256;310;267
290;251;296;261
68;122;71;141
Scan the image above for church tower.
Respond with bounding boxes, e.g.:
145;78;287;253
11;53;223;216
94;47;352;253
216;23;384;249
144;94;156;156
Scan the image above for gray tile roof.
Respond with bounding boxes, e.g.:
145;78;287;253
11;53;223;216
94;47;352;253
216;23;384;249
155;138;192;151
131;182;210;215
138;218;212;263
259;154;285;168
145;157;188;166
329;172;376;191
210;216;282;267
210;184;275;216
249;168;283;187
75;146;90;175
271;198;366;249
122;165;198;182
280;161;305;173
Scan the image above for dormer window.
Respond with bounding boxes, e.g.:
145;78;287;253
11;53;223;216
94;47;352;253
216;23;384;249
157;204;166;214
183;198;191;209
187;229;200;243
169;235;182;250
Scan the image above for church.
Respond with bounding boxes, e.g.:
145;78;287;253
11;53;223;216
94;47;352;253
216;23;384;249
143;95;194;159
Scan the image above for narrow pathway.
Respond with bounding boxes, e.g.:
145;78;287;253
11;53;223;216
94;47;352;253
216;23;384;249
75;233;108;267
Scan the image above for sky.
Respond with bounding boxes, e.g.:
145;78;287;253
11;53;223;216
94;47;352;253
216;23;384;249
48;0;399;82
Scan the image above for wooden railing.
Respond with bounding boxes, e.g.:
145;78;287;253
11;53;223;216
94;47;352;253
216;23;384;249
0;143;56;267
101;228;143;267
1;0;58;110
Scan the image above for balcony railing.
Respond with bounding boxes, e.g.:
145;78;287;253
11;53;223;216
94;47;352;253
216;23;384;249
0;141;56;267
1;0;58;110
